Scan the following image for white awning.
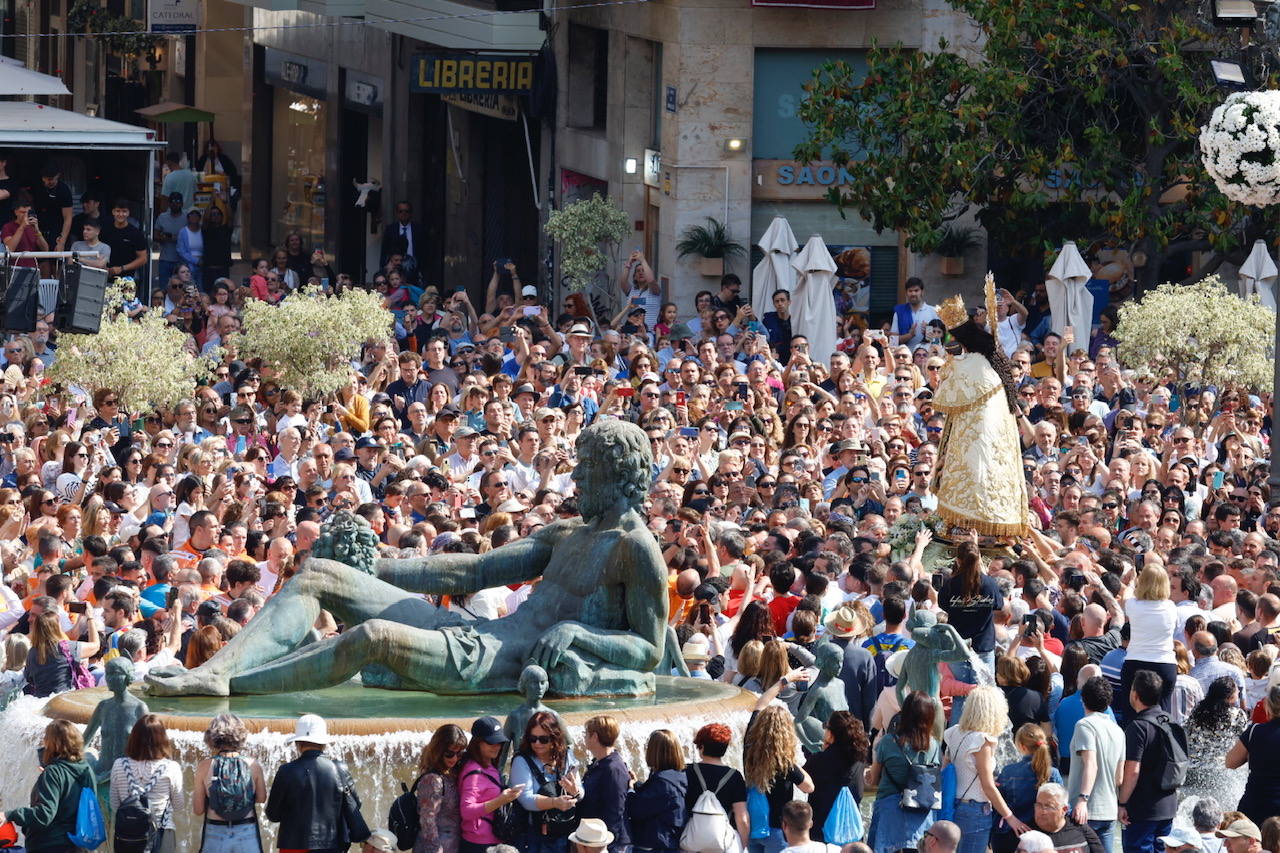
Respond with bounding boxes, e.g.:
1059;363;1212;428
0;101;163;149
0;57;71;96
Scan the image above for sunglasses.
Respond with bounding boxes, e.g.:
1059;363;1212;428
757;481;775;488
527;734;553;744
234;418;253;425
444;748;464;758
692;488;710;496
672;468;691;475
1101;502;1119;510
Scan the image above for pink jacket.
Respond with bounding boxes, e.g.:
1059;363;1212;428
458;759;502;845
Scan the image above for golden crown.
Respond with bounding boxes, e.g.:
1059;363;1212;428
938;293;968;329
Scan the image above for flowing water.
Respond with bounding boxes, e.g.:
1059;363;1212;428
0;688;754;852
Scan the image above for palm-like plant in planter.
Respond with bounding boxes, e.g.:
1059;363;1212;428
676;218;746;277
935;224;984;276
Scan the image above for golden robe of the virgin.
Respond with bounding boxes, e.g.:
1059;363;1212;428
932;352;1030;537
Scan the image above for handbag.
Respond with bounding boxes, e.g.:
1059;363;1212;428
336;760;372;845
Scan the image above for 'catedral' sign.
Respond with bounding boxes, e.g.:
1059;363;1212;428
411;53;536;94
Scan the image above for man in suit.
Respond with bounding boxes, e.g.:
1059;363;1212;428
381;200;422;269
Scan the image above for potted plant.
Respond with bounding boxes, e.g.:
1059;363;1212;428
676;218;746;277
935;223;984;276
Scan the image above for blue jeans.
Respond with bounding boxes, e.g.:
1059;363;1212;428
1090;819;1115;853
201;821;261;853
949;650;995;724
868;795;934;853
157;259;178;287
528;835;570;853
748;828;786;853
953;801;993;853
1122;818;1171;853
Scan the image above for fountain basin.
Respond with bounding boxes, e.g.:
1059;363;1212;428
0;677;755;851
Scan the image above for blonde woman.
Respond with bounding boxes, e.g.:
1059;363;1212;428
0;633;30;698
1121;566;1177;717
23;609;99;697
742;705;814;853
943;685;1027;852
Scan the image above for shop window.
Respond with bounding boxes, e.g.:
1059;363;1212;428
271;93;327;250
567;23;608;131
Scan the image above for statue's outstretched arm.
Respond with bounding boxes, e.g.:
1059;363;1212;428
374;531;556;594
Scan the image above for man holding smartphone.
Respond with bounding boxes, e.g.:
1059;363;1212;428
0;193;47;267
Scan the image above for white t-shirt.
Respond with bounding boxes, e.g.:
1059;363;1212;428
943;726;997;804
994;314;1025;358
1124;598;1177;665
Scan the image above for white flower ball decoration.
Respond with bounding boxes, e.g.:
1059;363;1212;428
1201;90;1280;206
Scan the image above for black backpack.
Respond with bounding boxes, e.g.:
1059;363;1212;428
114;760;165;853
388;772;427;851
1153;713;1189;792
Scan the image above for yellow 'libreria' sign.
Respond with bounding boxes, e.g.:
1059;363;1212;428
411;54;536;94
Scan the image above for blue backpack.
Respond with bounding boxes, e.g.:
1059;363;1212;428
67;785;106;849
207;754;256;822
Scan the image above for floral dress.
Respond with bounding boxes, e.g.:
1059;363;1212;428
1181;706;1248;810
416;771;461;853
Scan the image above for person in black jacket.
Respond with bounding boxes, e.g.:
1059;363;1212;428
579;715;630;853
266;714;371;853
802;710;868;841
626;730;687;853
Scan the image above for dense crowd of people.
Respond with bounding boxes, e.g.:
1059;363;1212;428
0;227;1276;852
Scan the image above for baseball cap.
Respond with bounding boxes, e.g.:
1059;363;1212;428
334;448;356;461
471;715;509;744
1217;819;1262;842
436;406;460;420
455;426;478;438
521;284;538;298
197;599;222;620
1017;831;1054;853
627;305;646;317
355;436;380;450
535;407;558;421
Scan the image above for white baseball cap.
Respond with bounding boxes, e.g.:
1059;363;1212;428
287;713;332;746
521;285;538;298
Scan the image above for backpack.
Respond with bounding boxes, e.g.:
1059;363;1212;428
59;640;94;691
886;738;942;814
465;767;523;844
207;754;256;823
680;764;742;853
388;772;426;851
66;783;106;850
1152;713;1189;792
821;787;864;847
113;760;165;853
522;755;577;838
869;648;899;696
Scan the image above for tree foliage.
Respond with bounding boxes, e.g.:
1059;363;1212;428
544;193;631;292
47;283;219;412
795;0;1280;288
1113;275;1274;390
235;287;392;397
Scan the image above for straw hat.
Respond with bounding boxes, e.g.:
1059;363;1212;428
824;606;861;639
569;819;615;848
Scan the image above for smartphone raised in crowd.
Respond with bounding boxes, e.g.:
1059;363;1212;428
1213;471;1226;489
680;427;699;438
